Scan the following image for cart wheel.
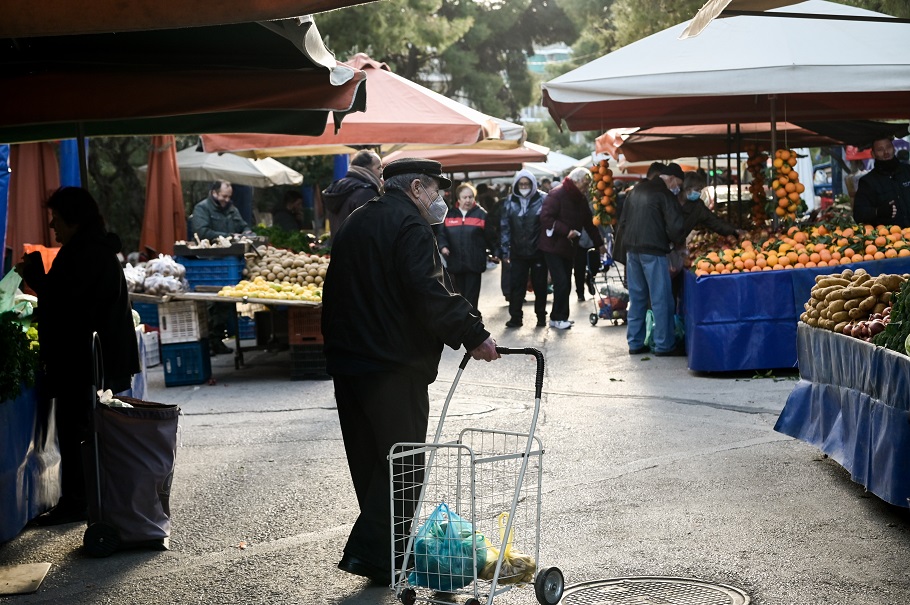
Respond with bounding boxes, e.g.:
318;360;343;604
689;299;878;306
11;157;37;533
589;313;598;326
534;567;564;605
83;522;121;558
465;599;482;605
399;587;417;605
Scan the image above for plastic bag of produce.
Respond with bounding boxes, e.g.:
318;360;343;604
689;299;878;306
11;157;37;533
477;512;536;585
408;502;489;591
0;269;22;313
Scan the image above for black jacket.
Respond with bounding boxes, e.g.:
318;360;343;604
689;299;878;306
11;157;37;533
321;190;490;384
678;198;738;243
854;160;910;227
500;192;545;260
436;204;495;274
22;227;140;395
322;171;380;236
617;179;685;256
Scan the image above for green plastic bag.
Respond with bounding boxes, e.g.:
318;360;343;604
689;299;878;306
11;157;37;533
644;310;685;350
408;502;489;591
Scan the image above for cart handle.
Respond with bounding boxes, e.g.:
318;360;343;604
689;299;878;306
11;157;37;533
92;331;104;394
459;346;544;400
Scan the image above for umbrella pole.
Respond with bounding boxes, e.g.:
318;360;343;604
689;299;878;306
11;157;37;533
77;123;88;188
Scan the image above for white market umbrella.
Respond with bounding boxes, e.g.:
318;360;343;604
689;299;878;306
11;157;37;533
542;1;910;133
138;146;303;187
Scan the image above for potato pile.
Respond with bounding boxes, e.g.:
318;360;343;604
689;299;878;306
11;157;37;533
801;269;907;333
243;246;329;286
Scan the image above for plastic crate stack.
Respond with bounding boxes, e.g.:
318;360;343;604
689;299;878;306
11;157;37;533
176;256;244;291
158;301;211;387
237;316;257;341
288;307;327;380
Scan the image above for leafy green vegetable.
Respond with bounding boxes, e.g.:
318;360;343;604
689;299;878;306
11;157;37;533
0;315;40;402
871;278;910;355
255;225;331;255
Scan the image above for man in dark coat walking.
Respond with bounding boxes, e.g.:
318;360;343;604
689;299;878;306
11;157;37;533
538;168;606;329
854;138;910;228
322;158;500;583
322;150;383;239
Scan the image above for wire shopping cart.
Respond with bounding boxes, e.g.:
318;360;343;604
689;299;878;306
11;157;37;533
585;234;628;326
389;347;564;605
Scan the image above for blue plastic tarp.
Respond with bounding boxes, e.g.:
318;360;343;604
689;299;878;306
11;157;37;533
774;323;910;508
683;257;910;372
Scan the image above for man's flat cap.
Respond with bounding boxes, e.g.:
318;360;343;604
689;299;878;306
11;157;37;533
661;162;685;180
382;158;452;189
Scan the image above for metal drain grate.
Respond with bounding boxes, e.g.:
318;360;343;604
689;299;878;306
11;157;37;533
561;577;750;605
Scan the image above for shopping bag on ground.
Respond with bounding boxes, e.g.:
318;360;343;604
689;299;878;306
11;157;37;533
478;512;536;585
408;502;489;591
644;309;656;349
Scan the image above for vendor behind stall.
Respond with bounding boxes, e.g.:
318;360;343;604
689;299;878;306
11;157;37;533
853;138;910;228
16;186;140;525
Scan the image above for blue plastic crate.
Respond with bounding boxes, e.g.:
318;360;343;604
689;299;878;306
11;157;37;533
238;316;256;340
132;301;160;327
176;256;244;291
161;340;212;387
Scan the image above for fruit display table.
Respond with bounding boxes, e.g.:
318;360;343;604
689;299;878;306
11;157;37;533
682;256;910;372
774;322;910;508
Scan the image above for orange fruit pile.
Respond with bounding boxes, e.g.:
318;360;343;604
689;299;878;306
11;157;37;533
693;223;910;277
770;149;806;220
590;159;617;227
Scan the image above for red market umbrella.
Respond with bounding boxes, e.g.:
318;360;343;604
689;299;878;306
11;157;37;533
200;54;526;158
6;143;58;262
140;136;186;256
3;0;378;38
383;143;549;174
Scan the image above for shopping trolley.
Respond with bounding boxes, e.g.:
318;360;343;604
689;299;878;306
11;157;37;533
585;233;628;326
389;347;564;605
83;333;180;557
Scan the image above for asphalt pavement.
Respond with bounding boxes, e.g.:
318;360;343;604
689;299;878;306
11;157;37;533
1;266;908;604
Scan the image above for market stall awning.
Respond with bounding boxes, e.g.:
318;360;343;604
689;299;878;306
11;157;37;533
680;0;910;39
0;17;367;143
542;1;910;132
2;0;378;38
595;120;906;162
382;143;549;174
137;146;303;188
200;53;526;158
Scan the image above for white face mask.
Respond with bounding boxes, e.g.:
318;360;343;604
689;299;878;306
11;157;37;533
418;182;448;225
518;187;532;197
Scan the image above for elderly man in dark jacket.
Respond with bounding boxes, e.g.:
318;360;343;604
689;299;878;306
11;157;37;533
854;138;910;228
322;158;500;584
539;168;606;329
619;163;686;356
322;150;382;239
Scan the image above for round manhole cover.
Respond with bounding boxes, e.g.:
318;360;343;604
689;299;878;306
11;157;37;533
562;577;750;605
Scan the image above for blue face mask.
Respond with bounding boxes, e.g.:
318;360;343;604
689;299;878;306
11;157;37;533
686;190;702;201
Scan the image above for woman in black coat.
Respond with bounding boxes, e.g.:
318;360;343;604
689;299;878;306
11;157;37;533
17;187;140;525
437;183;498;312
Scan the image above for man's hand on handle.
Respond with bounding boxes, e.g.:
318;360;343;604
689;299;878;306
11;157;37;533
470;336;501;362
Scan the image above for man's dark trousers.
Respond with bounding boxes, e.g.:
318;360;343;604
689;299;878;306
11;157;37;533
334;371;428;574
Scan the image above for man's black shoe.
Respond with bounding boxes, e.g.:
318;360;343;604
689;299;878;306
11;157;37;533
577;294;586;302
338;554;390;584
505;319;522;328
210;340;232;356
536;317;547;327
628;346;649;355
653;347;686;357
30;505;88;527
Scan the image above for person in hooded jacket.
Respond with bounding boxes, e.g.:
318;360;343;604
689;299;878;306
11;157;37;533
854;138;910;228
500;169;549;328
437;183;498;313
16;187;140;525
322;150;383;240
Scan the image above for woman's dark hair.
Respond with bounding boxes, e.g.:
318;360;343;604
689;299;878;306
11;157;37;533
683;171;707;191
46;186;104;230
